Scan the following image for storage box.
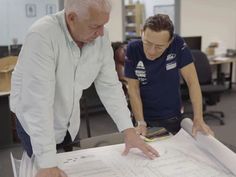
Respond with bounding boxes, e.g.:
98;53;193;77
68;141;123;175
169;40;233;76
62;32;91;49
0;56;17;92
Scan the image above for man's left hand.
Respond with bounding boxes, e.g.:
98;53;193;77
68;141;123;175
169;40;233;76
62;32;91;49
192;118;214;137
122;128;159;159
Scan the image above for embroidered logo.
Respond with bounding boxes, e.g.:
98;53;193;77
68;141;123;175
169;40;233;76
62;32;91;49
166;62;177;70
166;53;176;61
136;61;145;69
135;61;147;84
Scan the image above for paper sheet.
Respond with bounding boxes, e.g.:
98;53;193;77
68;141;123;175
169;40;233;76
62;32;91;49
55;118;236;177
19;118;236;177
181;118;236;175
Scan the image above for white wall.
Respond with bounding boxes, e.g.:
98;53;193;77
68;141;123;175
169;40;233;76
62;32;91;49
0;0;123;44
106;0;124;42
180;0;236;51
180;0;236;82
0;0;59;45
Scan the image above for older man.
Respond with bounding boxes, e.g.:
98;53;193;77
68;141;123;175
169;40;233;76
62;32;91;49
10;1;158;177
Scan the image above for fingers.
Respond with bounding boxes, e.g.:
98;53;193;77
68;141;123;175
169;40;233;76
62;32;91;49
60;170;68;177
135;125;147;136
35;167;68;177
141;128;147;136
192;123;215;137
122;146;130;156
192;127;197;138
209;129;215;137
205;126;214;137
139;143;159;159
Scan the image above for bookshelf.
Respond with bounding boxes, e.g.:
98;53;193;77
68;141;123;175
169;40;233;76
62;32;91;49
124;3;145;40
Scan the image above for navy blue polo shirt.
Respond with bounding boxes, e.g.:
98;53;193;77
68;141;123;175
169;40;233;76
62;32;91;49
124;34;193;121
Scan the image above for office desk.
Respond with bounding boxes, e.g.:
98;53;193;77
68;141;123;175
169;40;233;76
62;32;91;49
0;91;13;148
209;57;236;89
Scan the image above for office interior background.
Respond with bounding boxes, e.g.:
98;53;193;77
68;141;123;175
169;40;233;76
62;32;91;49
0;0;236;177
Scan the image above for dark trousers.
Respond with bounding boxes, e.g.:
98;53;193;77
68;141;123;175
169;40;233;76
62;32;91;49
146;115;183;135
15;118;73;158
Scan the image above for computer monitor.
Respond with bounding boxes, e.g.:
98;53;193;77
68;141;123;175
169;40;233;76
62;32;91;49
182;36;202;50
10;44;22;56
0;46;9;58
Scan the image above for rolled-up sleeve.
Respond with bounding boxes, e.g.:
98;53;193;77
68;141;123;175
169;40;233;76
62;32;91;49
94;32;133;132
18;32;57;168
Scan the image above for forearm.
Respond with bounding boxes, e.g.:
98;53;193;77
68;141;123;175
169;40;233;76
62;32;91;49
188;82;204;121
128;89;144;121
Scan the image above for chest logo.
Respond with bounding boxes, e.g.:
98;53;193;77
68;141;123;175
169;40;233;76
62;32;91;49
166;62;177;70
136;61;145;69
166;53;176;61
135;61;147;84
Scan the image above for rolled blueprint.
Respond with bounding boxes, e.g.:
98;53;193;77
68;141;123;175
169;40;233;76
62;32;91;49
181;118;236;175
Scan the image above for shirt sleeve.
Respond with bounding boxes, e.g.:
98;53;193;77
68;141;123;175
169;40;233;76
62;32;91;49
16;32;57;169
94;31;133;132
124;43;138;79
177;36;194;69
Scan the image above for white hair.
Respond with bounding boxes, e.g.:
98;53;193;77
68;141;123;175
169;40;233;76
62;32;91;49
64;0;111;18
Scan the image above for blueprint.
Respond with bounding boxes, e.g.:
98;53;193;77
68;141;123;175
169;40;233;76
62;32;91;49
56;118;236;177
18;118;236;177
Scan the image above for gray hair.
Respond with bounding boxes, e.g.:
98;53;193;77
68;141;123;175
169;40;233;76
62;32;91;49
64;0;111;18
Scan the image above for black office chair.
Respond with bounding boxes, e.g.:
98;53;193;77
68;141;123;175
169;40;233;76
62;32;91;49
80;83;107;137
10;44;22;56
0;46;9;58
191;49;227;125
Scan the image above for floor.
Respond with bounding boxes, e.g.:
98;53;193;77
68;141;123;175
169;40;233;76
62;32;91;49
0;85;236;177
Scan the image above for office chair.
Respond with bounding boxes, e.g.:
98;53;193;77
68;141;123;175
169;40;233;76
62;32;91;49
191;49;227;125
0;46;9;58
80;83;107;137
112;42;135;123
10;44;22;56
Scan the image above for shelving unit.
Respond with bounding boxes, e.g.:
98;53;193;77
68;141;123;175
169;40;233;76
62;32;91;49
124;3;145;40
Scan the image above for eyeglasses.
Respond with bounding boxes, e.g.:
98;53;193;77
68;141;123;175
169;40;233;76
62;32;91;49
142;40;168;51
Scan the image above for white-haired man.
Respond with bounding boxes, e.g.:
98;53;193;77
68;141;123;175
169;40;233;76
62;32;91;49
10;0;158;177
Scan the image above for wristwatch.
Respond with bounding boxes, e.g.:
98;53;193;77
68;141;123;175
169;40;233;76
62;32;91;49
137;120;147;127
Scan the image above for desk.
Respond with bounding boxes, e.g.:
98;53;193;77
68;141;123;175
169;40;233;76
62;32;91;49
0;91;13;148
209;57;236;89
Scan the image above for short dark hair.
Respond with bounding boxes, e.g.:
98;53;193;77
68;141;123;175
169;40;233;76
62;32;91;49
143;14;174;40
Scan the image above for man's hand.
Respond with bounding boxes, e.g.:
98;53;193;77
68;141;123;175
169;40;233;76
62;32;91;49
122;128;159;159
135;125;147;136
35;167;68;177
192;118;214;137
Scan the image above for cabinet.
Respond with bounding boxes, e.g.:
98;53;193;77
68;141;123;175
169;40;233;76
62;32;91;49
124;3;145;40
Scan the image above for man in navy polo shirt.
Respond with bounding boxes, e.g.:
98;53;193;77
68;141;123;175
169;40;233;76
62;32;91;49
125;14;213;136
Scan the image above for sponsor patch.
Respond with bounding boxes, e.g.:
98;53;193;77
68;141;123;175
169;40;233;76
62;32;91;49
166;62;177;70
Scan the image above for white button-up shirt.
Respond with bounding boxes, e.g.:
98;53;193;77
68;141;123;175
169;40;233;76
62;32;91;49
10;11;133;169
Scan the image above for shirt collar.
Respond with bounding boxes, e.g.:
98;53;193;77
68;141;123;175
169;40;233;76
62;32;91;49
57;10;75;44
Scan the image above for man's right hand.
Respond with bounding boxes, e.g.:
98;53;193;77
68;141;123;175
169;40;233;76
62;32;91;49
135;125;147;136
123;128;159;159
35;167;68;177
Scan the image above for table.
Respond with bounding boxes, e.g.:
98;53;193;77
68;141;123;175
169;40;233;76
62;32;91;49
209;57;236;89
0;91;13;148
